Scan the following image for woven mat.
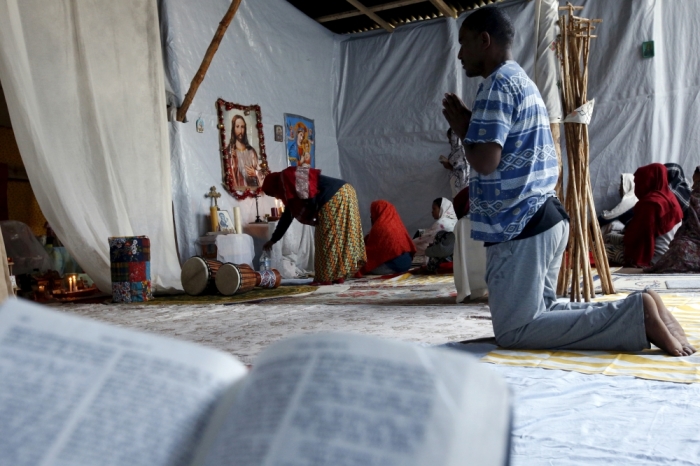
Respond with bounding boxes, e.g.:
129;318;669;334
139;285;317;305
482;294;700;384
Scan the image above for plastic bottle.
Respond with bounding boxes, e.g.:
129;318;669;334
260;250;271;272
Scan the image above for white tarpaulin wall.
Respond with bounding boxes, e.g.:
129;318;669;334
160;0;340;261
0;0;182;292
336;0;700;234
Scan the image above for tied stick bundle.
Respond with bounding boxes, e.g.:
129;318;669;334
555;4;615;302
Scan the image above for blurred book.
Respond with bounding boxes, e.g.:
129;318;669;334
0;299;512;466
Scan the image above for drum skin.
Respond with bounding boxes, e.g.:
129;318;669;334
216;263;257;296
181;257;222;296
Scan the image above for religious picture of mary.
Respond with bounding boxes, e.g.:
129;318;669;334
284;113;315;168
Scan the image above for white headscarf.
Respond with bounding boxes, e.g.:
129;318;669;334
601;173;638;220
413;198;458;256
436;198;458;231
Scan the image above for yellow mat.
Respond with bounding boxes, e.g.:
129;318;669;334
482;294;700;384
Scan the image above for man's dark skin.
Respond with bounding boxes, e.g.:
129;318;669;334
441;25;512;176
442;21;695;356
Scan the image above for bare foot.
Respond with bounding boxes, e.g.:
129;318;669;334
642;293;684;356
646;290;696;356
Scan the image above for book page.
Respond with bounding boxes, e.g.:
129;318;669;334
197;333;510;466
0;299;247;466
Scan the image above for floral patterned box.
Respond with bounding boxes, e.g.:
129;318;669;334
109;236;152;303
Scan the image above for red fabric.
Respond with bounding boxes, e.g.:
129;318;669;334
261;167;320;204
437;261;454;274
361;200;416;274
262;167;320;225
624;163;683;266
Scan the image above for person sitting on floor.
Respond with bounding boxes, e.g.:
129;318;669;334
599;173;637;233
425;230;455;274
624;163;684;267
262;167;366;285
665;162;692;218
645;166;700;273
413;198;458;256
358;200;416;276
601;173;638;265
441;5;694;356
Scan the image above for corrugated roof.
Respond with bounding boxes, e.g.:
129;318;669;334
287;0;505;34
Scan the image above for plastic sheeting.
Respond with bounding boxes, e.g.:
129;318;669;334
269;219;315;278
534;0;562;122
336;0;700;234
449;343;700;464
0;0;182;292
160;0;341;261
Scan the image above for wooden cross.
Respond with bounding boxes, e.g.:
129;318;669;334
206;186;222;208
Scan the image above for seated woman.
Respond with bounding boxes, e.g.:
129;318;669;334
425;230;455;274
624;163;684;267
359;200;415;275
601;173;638;265
262;167;366;285
599;173;637;232
645;166;700;273
413;198;457;256
665;162;692;217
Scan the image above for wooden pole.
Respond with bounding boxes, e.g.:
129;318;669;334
556;5;613;300
176;0;243;122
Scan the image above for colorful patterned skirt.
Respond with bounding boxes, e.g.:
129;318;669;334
314;183;366;282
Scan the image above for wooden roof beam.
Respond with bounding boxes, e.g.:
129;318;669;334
345;0;395;32
317;0;427;23
428;0;457;18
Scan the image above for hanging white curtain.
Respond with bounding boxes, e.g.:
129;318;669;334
0;0;182;292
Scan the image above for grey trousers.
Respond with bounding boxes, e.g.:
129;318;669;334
486;220;649;351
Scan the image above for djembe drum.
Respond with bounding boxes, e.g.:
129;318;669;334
215;263;258;296
256;269;282;289
181;256;223;296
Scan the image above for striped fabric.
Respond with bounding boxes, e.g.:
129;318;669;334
465;60;558;243
314;183;366;282
482;294;700;384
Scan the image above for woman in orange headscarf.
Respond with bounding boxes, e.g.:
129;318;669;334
624;163;684;267
359;200;416;276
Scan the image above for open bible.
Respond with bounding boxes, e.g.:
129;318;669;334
0;299;511;466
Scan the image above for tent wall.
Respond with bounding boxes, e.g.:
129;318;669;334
160;0;340;261
335;0;700;235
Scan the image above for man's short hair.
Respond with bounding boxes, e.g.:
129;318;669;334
461;6;514;48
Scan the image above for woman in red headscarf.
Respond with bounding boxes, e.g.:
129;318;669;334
262;167;366;285
624;163;684;267
359;201;416;276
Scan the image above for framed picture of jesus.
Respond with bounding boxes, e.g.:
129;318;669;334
216;98;269;198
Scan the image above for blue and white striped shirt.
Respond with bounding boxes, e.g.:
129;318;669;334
465;61;558;243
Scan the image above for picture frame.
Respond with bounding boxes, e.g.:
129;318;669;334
216;98;269;198
217;210;235;233
284;113;315;168
274;125;283;142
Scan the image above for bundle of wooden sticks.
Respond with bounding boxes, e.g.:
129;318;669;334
556;3;615;301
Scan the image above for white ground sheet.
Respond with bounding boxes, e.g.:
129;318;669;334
61;301;700;465
450;342;700;465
